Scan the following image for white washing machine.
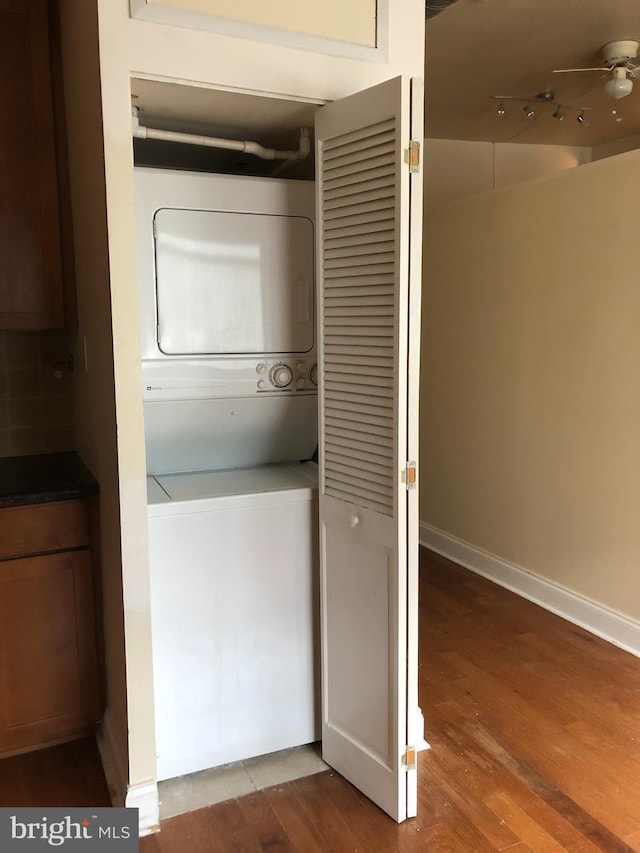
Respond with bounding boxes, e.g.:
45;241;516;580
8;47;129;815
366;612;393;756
135;168;320;779
147;463;318;781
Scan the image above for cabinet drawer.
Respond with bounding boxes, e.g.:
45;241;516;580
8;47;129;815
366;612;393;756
0;500;88;560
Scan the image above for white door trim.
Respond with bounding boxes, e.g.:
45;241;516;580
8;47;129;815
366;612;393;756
97;706;160;836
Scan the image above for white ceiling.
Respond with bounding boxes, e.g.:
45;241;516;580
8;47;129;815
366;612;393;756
425;0;640;147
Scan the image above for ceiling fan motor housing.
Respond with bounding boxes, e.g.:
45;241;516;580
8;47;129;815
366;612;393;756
602;39;639;66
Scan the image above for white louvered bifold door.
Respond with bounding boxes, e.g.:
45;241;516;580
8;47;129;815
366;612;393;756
316;76;423;823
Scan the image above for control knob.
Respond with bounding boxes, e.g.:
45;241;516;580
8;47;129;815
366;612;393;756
270;363;293;388
309;364;318;386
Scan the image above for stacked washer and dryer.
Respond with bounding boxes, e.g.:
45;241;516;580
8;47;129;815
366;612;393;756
135;167;320;781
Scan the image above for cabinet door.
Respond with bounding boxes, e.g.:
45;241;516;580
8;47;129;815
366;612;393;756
0;0;64;329
0;550;101;755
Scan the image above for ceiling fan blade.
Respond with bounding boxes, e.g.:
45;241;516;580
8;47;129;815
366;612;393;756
552;67;610;73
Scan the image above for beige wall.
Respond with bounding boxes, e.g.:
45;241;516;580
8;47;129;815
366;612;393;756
424;139;592;209
592;132;640;161
58;0;130;787
142;0;377;45
424;140;495;209
494;143;591;188
421;150;640;622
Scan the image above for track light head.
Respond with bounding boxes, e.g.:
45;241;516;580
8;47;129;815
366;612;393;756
523;104;536;118
497;101;506;116
552;109;565;122
576;111;586;125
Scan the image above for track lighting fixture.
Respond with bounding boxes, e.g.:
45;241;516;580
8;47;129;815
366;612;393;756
492;92;590;127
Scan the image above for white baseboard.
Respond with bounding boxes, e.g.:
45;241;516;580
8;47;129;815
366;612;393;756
97;706;160;836
126;781;160;837
420;522;640;659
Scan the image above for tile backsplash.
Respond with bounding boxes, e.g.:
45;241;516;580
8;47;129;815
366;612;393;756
0;332;75;457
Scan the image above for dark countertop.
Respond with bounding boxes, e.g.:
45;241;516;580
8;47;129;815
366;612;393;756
0;452;99;508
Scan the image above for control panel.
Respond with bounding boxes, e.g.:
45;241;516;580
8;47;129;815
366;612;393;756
141;357;318;402
256;359;317;393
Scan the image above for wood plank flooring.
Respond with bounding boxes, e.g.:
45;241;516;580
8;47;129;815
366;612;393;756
142;548;640;852
0;736;110;807
0;547;638;852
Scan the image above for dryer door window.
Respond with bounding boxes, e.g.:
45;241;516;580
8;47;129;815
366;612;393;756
154;208;314;355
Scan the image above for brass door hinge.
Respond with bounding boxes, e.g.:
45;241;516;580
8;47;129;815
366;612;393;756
404;140;420;173
402;745;417;771
403;462;417;490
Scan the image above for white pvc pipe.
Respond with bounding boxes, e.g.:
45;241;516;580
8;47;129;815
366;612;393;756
132;108;310;162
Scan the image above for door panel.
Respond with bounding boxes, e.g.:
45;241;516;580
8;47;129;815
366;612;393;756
316;75;422;822
322;496;398;810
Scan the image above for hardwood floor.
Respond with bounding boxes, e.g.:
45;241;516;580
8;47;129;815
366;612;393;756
0;736;110;807
1;548;638;851
142;548;640;852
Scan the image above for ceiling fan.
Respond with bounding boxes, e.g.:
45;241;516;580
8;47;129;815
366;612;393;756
553;40;640;99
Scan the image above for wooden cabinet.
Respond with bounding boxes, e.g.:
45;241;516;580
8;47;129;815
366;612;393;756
0;0;73;329
0;499;101;757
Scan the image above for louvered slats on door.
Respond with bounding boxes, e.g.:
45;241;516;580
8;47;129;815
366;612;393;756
320;119;397;516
